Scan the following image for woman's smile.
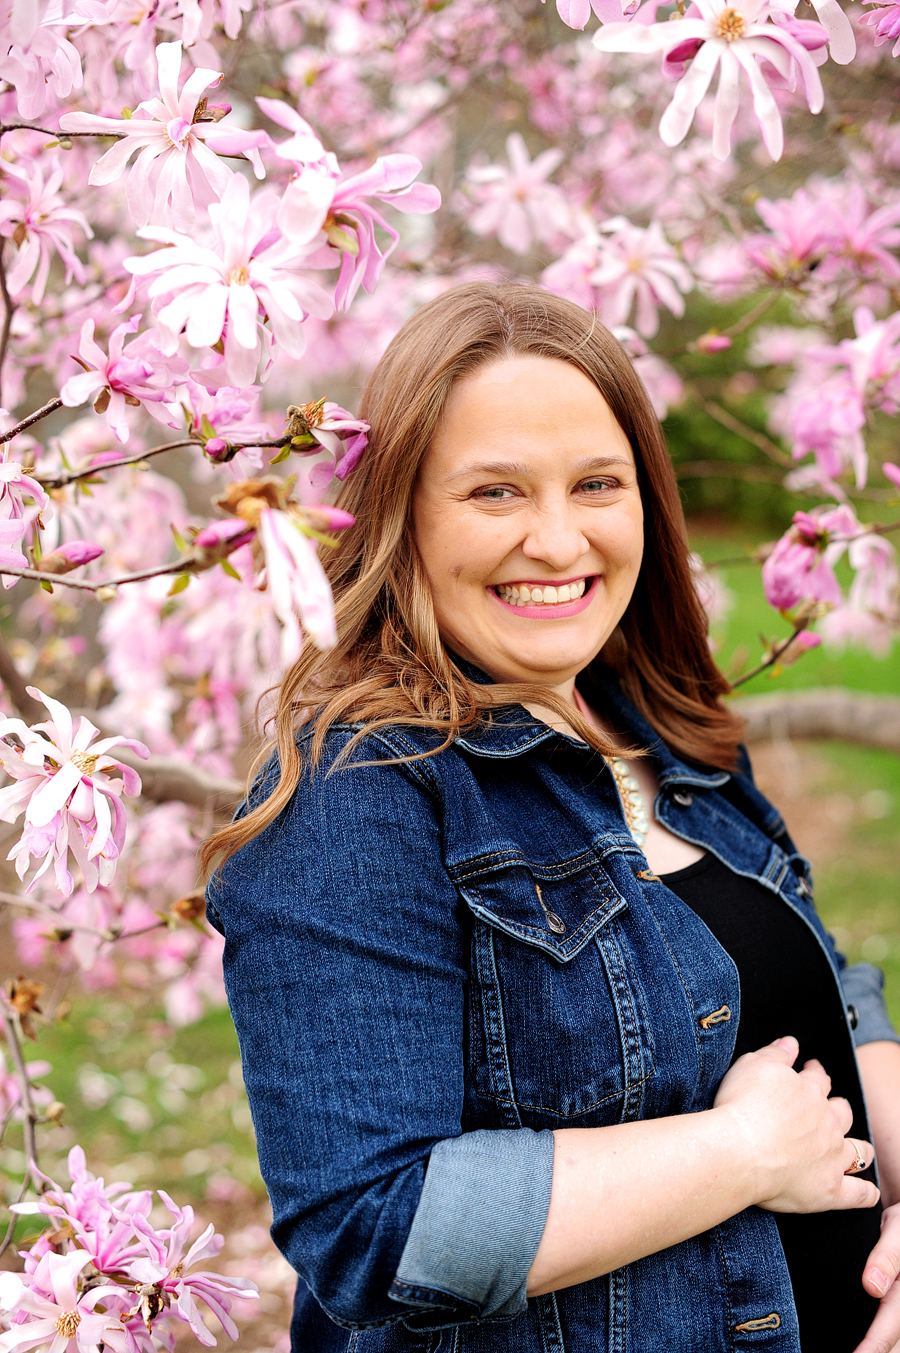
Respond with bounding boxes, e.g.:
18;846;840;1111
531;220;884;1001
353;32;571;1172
490;574;595;616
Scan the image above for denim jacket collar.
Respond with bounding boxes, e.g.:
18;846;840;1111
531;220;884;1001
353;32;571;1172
451;657;732;791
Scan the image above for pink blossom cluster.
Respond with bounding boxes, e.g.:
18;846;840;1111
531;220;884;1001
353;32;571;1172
0;687;148;896
0;1146;257;1351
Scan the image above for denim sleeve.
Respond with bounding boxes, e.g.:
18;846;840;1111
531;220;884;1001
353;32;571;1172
206;738;553;1332
840;961;900;1048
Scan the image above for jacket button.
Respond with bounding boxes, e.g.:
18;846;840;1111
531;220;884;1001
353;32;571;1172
671;790;694;807
848;1004;859;1030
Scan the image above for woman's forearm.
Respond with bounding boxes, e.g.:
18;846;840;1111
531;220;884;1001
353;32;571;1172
526;1107;759;1296
858;1040;900;1208
526;1039;879;1298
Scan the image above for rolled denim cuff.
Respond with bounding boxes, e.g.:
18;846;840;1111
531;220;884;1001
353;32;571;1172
841;962;900;1048
390;1128;555;1322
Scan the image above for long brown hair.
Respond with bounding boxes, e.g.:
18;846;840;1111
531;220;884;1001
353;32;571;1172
201;282;742;873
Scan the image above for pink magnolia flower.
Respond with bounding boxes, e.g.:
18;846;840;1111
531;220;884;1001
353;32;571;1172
128;1193;257;1346
883;462;900;491
0;687;149;896
258;507;338;658
588;217;693;337
275;148;442;310
59;42;268;231
60;318;190;443
0;461;49;590
762;505;862;610
284;398;369;486
0;0;89;120
593;0;827;161
0;1251;136;1353
125;173;334;388
0;158;92;305
0;1046;52;1122
860;0;900;56
462;133;572;255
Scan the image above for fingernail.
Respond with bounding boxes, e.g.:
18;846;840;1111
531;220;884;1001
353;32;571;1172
775;1036;796;1049
868;1266;888;1296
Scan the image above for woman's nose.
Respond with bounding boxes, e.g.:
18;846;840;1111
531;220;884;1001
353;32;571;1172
520;505;591;571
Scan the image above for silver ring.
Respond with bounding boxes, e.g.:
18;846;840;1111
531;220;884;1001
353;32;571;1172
844;1141;867;1176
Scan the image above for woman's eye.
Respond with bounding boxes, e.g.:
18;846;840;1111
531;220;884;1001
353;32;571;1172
473;485;515;500
578;478;619;494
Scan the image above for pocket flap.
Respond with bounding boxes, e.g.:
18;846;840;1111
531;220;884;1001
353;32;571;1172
450;850;627;962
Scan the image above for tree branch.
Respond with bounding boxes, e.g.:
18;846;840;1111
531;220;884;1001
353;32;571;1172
676;459;786;483
698;399;794;468
1;1004;40;1172
738;688;900;753
0;635;44;721
114;748;243;809
0;243;15;410
730;624;813;689
37;438;203;489
0;122;124;140
0;397;63;444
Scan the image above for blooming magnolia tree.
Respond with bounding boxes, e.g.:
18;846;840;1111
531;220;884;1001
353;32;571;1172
0;0;898;1344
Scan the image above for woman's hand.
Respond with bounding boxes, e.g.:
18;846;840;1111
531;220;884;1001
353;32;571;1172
713;1035;880;1215
853;1203;900;1353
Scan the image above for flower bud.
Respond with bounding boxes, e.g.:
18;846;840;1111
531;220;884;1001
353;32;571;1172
40;541;104;575
94;585;118;602
172;889;207;922
204;437;231;461
45;1101;66;1124
695;333;733;354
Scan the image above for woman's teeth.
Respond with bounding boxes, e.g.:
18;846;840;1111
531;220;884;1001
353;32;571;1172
496;579;587;606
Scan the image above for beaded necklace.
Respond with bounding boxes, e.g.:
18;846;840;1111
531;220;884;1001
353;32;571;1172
571;689;650;849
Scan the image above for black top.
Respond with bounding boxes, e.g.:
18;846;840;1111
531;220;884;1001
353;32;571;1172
660;853;881;1351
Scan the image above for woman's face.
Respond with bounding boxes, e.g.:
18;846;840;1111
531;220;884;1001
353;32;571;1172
412;355;644;689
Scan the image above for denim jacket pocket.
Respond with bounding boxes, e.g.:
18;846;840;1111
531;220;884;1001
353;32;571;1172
452;852;655;1128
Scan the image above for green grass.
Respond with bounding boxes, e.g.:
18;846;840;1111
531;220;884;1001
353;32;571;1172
692;527;900;696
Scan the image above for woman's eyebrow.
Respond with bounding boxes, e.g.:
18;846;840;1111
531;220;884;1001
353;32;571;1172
446;455;633;482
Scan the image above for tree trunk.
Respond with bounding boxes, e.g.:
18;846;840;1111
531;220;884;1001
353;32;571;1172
736;688;900;754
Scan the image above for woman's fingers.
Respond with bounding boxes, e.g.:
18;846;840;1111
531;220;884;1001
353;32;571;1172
798;1056;832;1096
853;1260;900;1353
844;1138;877;1176
864;1205;900;1301
835;1175;881;1212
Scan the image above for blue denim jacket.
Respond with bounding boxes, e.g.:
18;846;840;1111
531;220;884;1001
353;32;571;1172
207;673;896;1353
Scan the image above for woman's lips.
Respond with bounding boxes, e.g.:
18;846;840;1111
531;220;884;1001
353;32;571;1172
488;576;597;619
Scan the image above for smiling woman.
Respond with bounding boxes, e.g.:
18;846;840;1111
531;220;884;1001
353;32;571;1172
202;283;900;1353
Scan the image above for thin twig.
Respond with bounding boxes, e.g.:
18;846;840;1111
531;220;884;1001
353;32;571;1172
676;459;786;483
720;290;783;340
0;397;63;444
0;1172;33;1261
1;1004;40;1175
699;399;794;468
0;633;43;720
0;122;124;139
0;243;15;410
730;626;810;689
37;438;203;489
0;557;191;592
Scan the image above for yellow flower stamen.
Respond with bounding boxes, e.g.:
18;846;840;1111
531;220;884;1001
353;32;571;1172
715;8;746;39
55;1311;81;1338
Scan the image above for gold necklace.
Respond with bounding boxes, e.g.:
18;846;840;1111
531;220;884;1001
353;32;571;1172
572;689;649;849
607;756;650;849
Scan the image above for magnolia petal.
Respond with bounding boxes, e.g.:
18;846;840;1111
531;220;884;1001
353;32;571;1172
808;0;856;61
26;760;82;828
658;39;720;147
712;47;740;160
732;44;784;160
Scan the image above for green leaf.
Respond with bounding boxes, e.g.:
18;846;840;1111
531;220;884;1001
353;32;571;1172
269;444;292;464
170;523;187;551
220;559;241;580
200;414;217;440
167;573;191;596
40;580;54;594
